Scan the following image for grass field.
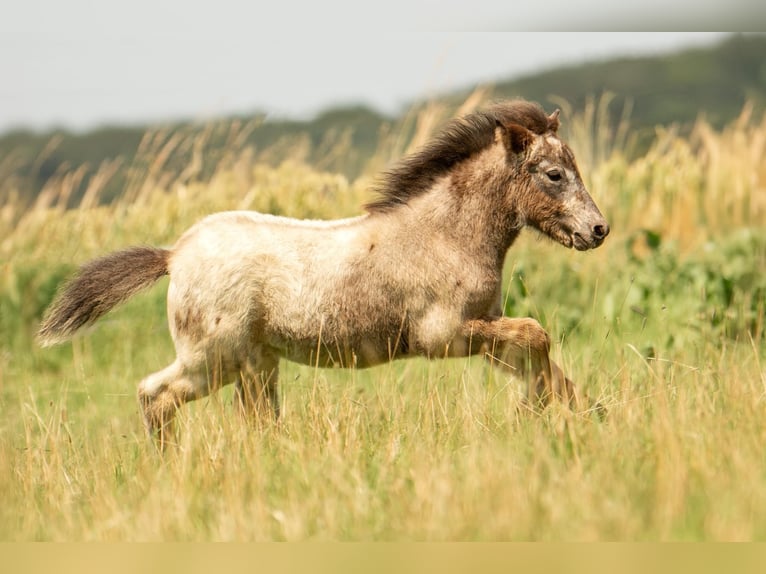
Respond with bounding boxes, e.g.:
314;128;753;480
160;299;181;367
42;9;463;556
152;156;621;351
1;97;765;541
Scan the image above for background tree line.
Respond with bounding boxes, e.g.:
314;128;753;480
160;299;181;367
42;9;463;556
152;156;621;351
1;34;763;210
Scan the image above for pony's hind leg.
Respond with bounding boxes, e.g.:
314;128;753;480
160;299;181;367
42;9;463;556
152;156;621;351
137;360;211;448
235;347;280;423
459;317;578;408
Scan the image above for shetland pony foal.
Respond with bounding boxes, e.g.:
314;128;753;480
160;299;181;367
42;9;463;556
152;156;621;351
39;100;609;445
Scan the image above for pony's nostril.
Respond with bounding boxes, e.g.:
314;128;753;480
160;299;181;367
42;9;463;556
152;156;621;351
593;223;610;239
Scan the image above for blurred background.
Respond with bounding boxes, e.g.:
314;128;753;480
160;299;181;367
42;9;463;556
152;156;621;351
1;30;764;208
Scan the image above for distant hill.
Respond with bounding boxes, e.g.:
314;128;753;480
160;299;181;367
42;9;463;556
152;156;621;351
490;33;765;136
1;33;764;208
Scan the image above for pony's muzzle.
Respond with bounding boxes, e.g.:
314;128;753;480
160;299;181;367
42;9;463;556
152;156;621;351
573;219;610;250
591;221;610;244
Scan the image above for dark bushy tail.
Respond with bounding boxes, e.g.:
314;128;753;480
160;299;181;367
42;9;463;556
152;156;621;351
38;246;170;347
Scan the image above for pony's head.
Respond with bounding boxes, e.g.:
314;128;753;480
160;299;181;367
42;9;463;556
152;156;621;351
495;106;609;250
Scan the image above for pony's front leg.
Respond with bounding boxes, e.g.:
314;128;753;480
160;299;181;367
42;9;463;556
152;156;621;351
458;317;578;408
235;348;280;423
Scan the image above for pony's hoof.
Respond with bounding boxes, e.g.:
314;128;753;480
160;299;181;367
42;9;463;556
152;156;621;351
590;400;608;421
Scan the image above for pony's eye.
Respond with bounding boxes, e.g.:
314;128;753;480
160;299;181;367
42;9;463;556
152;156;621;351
546;169;563;182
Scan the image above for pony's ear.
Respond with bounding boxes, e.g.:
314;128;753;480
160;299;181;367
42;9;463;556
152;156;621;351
547;109;560;132
501;123;533;155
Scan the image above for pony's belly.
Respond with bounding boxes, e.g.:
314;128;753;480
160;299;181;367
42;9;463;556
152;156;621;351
278;335;405;369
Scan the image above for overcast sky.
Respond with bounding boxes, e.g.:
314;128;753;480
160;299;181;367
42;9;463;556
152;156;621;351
0;2;747;133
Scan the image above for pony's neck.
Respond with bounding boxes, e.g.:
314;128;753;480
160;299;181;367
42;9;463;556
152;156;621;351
434;144;524;263
450;191;522;266
384;175;520;271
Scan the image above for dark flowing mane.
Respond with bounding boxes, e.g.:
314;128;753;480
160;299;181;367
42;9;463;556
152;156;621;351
365;99;556;213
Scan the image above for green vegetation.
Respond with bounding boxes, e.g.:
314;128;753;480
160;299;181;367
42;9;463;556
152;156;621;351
1;78;766;539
